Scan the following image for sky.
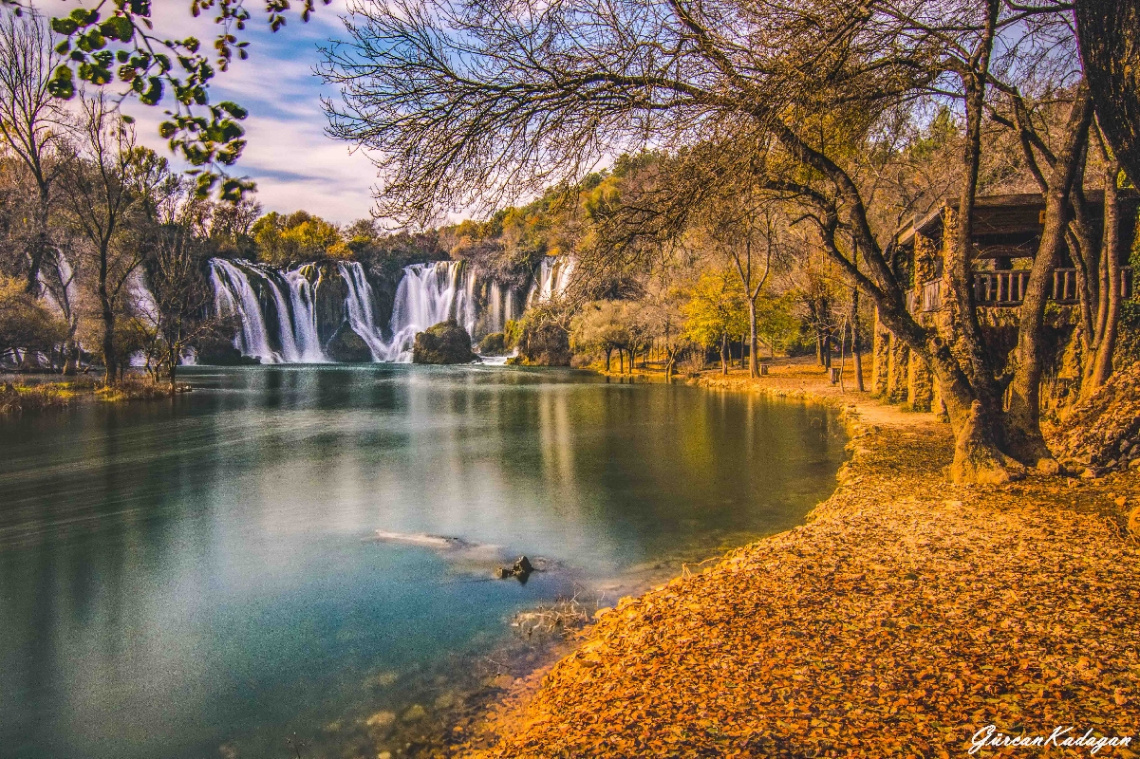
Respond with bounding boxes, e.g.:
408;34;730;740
45;0;379;224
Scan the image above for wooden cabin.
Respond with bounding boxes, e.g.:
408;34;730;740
894;191;1137;315
873;191;1137;412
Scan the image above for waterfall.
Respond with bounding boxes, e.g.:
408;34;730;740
209;257;536;364
211;259;280;363
489;281;503;332
339;261;392;361
209;259;333;363
385;261;478;362
528;256;575;305
285;266;326;362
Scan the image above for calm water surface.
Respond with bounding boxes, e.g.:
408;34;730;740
0;365;845;759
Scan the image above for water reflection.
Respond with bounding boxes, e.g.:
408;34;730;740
0;366;844;759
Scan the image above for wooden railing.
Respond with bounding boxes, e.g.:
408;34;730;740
908;267;1133;312
921;280;943;312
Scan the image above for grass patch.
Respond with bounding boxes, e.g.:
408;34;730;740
0;381;82;414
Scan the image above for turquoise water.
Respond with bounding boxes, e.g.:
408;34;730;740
0;365;844;758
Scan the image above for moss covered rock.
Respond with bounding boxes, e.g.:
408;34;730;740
478;332;508;356
413;320;477;364
313;266;349;347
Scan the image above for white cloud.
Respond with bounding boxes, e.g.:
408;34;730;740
42;0;379;224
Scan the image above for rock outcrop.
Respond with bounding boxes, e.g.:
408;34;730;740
326;323;373;363
313;266;349;347
195;335;261;365
412;320;477;364
477;332;508;356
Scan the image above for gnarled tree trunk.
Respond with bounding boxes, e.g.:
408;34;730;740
1076;0;1140;185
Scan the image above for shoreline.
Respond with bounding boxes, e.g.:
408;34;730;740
370;362;851;757
449;359;1140;757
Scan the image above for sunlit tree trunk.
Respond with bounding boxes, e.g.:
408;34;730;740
850;283;864;392
1005;87;1093;467
1087;159;1123;391
747;299;759;379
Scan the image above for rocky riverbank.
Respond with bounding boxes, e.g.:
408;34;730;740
451;359;1140;757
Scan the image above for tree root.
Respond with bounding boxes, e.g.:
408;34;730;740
950;401;1027;485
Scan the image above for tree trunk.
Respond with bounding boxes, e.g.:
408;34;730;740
720;333;729;376
605;348;612;372
101;305;117;385
850;283;865;392
873;287;1025;484
168;350;179;393
1005;87;1092;467
98;246;118;385
1089;159;1123;389
63;340;79;376
1076;0;1140;186
618;350;624;374
25;186;51;297
747;299;759;378
944;5;1005;423
838;317;847;393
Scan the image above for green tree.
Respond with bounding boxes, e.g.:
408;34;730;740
0;273;66;361
683;270;747;376
0;0;331;199
570;300;630;372
252;210;348;266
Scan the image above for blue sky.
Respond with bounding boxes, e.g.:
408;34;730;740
48;0;378;224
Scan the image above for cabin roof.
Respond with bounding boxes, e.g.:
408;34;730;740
895;190;1138;258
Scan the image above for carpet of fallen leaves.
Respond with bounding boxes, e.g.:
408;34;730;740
455;363;1140;758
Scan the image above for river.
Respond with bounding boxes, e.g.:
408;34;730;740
0;365;845;758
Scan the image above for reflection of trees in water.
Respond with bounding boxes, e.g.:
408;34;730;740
537;386;578;500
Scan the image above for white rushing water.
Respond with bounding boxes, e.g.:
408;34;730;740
339;261;393;361
384;261;479;362
528;256;575;305
284;266;326;363
210;260;282;363
209;256;571;364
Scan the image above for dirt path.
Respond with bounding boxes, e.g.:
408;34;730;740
454;360;1140;757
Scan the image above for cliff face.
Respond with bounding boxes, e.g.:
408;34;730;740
363;261;402;339
312;265;349;347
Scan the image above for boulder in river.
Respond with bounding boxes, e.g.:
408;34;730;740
326;323;373;363
412;320;477;364
496;555;535;581
477;331;508;356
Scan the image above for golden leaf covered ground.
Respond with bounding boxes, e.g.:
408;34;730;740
452;363;1140;758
